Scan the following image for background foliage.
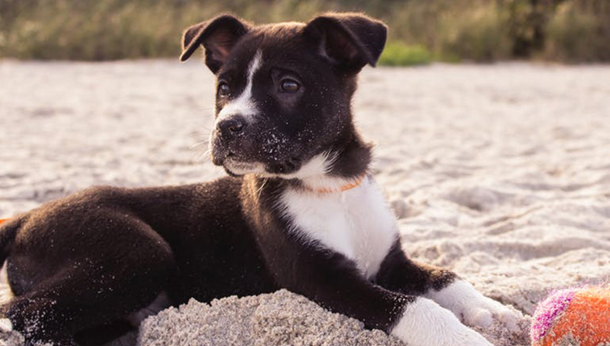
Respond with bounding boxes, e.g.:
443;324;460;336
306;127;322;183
0;0;608;64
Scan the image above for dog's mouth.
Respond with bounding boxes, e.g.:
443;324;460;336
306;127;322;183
212;149;303;177
222;157;265;176
211;147;262;176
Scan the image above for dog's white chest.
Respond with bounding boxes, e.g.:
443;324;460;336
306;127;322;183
280;177;397;279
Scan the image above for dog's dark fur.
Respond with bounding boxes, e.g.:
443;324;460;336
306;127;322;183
0;13;497;346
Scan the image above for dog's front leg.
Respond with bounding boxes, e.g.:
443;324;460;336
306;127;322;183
376;241;521;333
266;245;492;346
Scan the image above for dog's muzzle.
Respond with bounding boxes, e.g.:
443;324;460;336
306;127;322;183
210;115;248;166
210;115;305;176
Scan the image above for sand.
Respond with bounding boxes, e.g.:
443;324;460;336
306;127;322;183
0;60;609;346
138;290;406;346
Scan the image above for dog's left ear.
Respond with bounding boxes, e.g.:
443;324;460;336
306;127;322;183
304;13;387;71
179;14;250;73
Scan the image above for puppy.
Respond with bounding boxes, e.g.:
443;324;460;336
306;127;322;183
0;13;519;346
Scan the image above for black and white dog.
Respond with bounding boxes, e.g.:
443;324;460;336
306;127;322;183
0;13;519;346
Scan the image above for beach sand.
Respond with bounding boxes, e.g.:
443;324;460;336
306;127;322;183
1;60;609;345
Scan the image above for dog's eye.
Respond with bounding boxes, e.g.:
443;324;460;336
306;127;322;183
218;82;230;97
279;79;301;93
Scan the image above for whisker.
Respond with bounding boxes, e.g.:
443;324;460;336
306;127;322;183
256;178;268;199
195;148;211;161
191;139;209;150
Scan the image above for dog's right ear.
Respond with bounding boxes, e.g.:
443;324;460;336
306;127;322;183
304;13;387;72
180;14;250;73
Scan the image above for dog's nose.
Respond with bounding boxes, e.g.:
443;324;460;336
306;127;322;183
216;117;246;139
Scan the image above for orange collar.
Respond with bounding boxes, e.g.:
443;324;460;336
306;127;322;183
309;174;367;194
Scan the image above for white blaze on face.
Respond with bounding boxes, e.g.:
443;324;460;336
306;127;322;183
209;50;267;175
216;49;263;125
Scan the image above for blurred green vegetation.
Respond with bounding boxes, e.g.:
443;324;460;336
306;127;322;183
378;43;431;66
0;0;608;64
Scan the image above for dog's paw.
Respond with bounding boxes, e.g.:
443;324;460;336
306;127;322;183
460;292;521;332
391;297;493;346
425;280;522;332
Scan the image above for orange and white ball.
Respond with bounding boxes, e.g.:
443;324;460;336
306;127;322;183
531;286;610;346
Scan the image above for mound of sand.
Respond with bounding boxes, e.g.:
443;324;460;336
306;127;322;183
1;61;609;346
137;289;531;346
138;290;405;346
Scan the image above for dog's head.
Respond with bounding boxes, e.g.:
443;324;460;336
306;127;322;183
181;13;386;179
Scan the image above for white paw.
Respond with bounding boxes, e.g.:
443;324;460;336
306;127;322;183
425;280;522;332
391;297;493;346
